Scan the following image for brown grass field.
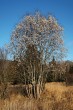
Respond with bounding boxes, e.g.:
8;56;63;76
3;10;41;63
0;82;73;110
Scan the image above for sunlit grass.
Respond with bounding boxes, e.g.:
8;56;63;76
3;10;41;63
0;82;73;110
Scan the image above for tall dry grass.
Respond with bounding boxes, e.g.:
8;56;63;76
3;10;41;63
0;82;73;110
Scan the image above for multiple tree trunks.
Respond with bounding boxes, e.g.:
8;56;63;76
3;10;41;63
0;59;46;99
0;84;43;99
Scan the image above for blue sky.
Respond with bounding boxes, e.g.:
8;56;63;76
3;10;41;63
0;0;73;60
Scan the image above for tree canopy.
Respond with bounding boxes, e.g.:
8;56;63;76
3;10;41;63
10;12;66;62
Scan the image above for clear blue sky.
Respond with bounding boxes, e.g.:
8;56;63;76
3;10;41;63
0;0;73;60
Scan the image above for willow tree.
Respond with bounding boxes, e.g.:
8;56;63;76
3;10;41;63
9;12;66;98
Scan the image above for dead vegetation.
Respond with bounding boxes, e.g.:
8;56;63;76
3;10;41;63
0;82;73;110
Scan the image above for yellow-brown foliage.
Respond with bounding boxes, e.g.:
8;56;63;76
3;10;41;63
0;82;73;110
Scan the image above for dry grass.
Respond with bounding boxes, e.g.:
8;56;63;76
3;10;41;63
0;82;73;110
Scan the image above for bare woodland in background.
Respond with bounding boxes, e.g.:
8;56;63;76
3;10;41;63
0;12;73;99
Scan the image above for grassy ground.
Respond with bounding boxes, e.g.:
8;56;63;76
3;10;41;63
0;82;73;110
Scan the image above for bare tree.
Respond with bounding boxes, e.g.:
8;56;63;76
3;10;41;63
9;12;66;98
0;48;8;83
48;58;67;82
0;48;8;99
